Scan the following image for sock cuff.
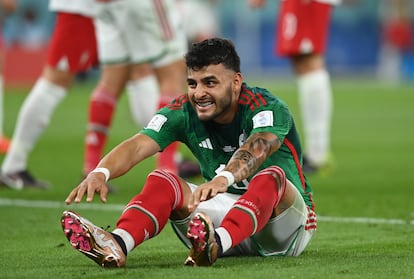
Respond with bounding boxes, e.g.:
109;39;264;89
37;77;67;97
215;227;232;254
127;75;159;90
112;228;135;254
297;68;329;85
91;86;117;105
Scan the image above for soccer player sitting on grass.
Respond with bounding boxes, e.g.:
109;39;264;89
61;37;317;268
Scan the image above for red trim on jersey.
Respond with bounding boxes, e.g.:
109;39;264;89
283;138;305;188
257;93;266;105
166;94;188;110
153;0;173;40
239;97;255;111
243;89;261;107
285;137;315;210
239;85;268;112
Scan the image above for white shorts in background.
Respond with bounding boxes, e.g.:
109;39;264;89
94;0;187;67
177;0;219;41
171;182;316;257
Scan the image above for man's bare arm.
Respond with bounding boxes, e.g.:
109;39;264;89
188;132;281;211
224;132;281;183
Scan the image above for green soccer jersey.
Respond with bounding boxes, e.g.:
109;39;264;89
141;83;314;209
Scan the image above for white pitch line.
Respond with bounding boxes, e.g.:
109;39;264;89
0;198;124;211
0;198;413;225
317;215;414;225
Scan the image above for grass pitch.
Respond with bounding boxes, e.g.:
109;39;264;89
1;78;413;278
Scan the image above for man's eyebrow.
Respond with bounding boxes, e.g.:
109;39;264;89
201;75;217;82
187;75;217;83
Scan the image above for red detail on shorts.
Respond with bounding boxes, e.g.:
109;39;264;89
305;209;317;230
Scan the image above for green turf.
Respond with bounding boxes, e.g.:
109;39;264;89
1;79;413;278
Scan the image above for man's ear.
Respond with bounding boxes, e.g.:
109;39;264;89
233;72;243;89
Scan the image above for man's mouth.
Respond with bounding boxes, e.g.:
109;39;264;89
196;101;214;107
194;100;214;108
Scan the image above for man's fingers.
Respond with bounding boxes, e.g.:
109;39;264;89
86;184;97;202
200;188;211;202
188;189;200;212
188;185;220;212
74;185;87;203
65;178;110;205
65;189;78;205
99;186;109;203
210;188;218;197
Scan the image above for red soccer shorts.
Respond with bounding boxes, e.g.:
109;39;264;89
275;0;332;56
46;12;98;74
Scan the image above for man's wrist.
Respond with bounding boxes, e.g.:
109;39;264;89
214;171;235;187
90;167;110;182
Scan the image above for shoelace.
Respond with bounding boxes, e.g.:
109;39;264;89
101;225;111;231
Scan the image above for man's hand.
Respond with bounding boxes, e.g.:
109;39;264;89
65;172;110;205
188;176;228;212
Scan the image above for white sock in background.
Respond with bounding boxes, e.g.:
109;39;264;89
297;69;333;166
1;77;66;174
126;75;159;128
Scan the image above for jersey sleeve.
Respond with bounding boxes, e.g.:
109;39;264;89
249;98;292;142
140;107;184;151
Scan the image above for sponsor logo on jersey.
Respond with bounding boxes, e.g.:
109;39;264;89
222;145;236;152
199;138;213;150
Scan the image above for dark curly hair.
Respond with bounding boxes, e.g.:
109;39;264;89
185;37;241;72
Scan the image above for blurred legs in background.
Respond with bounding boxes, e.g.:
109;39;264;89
0;11;98;189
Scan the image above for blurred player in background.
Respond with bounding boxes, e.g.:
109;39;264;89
0;0;17;154
177;0;220;43
173;0;221;176
0;0;98;189
377;0;414;83
61;37;316;268
249;0;339;173
82;0;188;178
